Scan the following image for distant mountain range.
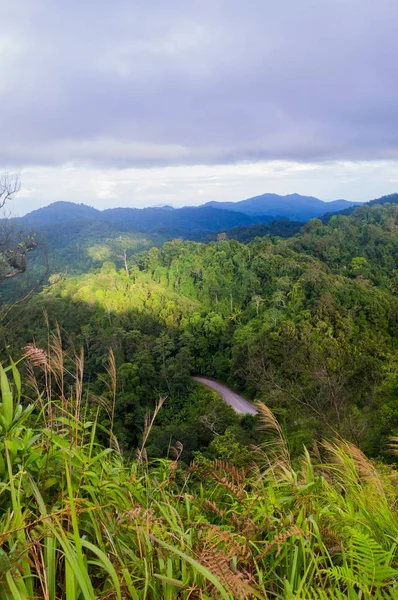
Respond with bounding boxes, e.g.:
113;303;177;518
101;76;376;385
2;191;396;303
21;202;261;236
20;193;363;232
202;193;362;220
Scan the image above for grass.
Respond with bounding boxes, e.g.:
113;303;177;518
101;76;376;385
0;344;397;598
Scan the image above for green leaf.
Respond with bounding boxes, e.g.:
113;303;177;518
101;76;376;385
0;364;13;430
10;360;21;403
152;536;232;600
81;539;122;600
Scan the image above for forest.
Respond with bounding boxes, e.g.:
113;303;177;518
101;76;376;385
1;198;398;597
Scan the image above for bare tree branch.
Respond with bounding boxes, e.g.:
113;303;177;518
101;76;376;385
0;173;21;209
0;174;38;282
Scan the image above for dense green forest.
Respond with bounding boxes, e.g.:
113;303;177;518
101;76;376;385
203;219;304;243
2;199;398;597
1;201;289;302
1;194;364;303
4;200;398;460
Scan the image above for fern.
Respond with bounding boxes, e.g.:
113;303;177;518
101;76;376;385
325;531;398;595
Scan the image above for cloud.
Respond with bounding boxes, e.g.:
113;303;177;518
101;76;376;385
1;1;398;212
10;160;398;215
1;0;398;171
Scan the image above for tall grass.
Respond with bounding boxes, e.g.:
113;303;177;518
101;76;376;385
0;344;397;598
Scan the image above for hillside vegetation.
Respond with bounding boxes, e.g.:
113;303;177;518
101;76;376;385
0;201;275;302
3;200;398;460
2;200;398;597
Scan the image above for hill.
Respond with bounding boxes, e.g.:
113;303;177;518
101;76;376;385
3;201;275;290
1;202;271;301
4;192;397;303
5;198;398;460
98;205;263;234
203;192;362;219
19;201;265;234
23;201;100;223
322;192;398;221
203;218;304;243
3;198;398;597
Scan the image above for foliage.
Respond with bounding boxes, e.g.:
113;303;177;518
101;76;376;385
0;174;37;283
203;218;303;243
3;199;398;596
1;355;398;598
4;202;398;459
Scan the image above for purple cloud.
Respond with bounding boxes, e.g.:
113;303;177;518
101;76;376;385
1;0;398;168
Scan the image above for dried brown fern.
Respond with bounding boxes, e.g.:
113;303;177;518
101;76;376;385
198;548;254;599
200;460;250;501
256;526;305;560
198;522;252;561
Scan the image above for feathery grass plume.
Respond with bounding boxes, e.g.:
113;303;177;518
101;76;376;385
255;401;291;474
105;347;117;434
1;341;398;598
23;343;48;368
23;343;51;424
322;438;385;495
320;438;398;550
74;347;84;423
389;435;398;456
96;347;122;452
49;323;64;403
170;440;184;461
137;396;166;463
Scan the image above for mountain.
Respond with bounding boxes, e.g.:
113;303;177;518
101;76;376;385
19;194;361;233
19;201;266;235
322;193;398;222
202;193;362;220
3;196;369;291
23;201;100;224
0;202;272;301
8;192;396;290
99;205;262;234
203;219;304;243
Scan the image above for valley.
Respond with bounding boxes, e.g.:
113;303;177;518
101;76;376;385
3;3;398;595
4;193;398;459
2;192;398;597
0;192;371;302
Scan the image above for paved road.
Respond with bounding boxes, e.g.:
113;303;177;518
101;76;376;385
193;377;258;415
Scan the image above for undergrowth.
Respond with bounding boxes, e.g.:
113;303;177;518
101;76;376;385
0;337;397;598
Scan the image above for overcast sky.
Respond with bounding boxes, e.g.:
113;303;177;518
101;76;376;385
2;0;398;215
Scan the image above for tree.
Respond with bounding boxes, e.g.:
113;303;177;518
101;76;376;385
252;294;264;316
0;174;37;281
0;173;20;208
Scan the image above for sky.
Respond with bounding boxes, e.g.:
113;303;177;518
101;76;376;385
1;0;398;215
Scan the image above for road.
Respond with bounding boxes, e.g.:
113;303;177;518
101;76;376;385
193;377;258;415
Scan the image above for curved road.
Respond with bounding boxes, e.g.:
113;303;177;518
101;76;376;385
193;377;258;415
